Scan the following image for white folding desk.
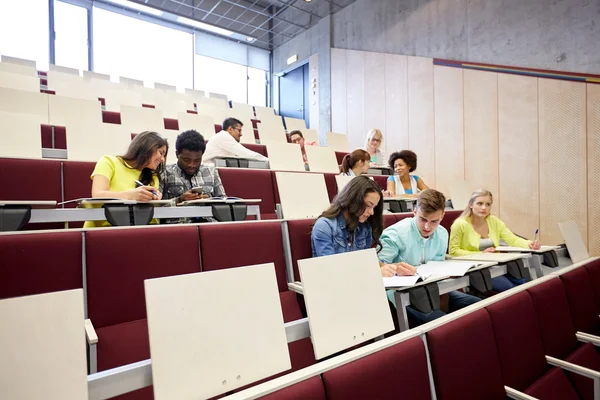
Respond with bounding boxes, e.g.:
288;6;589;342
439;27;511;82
298;249;395;359
144;263;290;399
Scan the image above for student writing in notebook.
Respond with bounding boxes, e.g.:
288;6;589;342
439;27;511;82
311;176;410;277
378;189;481;326
386;150;429;197
449;189;541;292
339;149;371;177
84;131;167;228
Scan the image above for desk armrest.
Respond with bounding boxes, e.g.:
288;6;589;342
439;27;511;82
576;331;600;347
85;319;98;345
287;282;304;295
505;386;538;400
546;355;600;379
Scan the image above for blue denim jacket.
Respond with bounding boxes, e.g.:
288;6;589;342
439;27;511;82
311;214;373;257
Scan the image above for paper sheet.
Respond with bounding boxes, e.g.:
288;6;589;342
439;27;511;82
383;275;421;288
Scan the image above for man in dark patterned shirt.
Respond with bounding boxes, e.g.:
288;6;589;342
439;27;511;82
160;130;226;222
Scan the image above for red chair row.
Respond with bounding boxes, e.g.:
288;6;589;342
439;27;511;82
248;259;600;400
0;221;316;400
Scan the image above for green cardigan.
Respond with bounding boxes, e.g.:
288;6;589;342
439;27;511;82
449;215;530;256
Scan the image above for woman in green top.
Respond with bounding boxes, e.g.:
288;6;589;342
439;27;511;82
364;128;385;166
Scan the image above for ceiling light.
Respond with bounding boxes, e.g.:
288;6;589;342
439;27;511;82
304;0;312;2
106;0;163;16
246;37;256;42
176;16;233;37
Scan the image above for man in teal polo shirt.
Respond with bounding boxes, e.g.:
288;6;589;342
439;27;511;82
379;189;481;326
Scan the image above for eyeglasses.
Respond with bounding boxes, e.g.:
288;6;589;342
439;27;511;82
233;126;243;132
370;138;382;143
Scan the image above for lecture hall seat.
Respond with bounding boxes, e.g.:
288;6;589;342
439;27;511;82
486;291;580;398
0;231;83;300
427;309;509;399
85;226;201;400
528;277;600;400
198;221;316;375
321;337;432;400
560;266;600;337
217;168;278;219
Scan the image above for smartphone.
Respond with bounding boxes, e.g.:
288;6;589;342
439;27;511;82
191;187;210;195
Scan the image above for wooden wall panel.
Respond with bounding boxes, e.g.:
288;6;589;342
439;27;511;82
498;74;539;238
384;54;409;156
330;48;347;135
464;69;499;213
433;65;464;198
364;52;386;154
587;84;600;256
345;50;366;151
407;56;435;186
539;78;587;245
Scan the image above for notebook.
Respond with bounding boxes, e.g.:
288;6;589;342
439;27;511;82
383;260;479;288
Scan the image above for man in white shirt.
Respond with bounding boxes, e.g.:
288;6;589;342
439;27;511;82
203;117;269;166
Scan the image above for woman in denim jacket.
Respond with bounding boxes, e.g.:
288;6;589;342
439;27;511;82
311;176;404;277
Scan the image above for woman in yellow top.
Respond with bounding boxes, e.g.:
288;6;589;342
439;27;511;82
84;131;168;228
449;189;540;292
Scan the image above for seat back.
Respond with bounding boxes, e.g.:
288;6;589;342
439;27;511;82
584;259;600;311
560;266;600;335
283;116;306;132
198;221;288;292
0;158;62;201
441;210;462;233
0;70;40;92
177;112;216;140
265;142;305;172
427;309;506;400
0;87;48;119
275;172;330;219
287;219;315;283
120;105;164;132
326;132;349;152
62;160;95;203
371;175;387;191
86;226;201;328
527;278;579;358
485;291;547;390
218;168;277;219
323;173;338;202
0;232;83;300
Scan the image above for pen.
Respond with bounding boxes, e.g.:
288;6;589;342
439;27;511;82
134;180;158;196
534;229;539;243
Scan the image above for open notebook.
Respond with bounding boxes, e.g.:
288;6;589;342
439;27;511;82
383;260;480;288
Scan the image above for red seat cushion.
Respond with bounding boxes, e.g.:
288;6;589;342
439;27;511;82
524;366;580;399
96;318;150;371
258;376;326;400
241;143;268;157
383;214;396;229
371;175;387;191
486;291;548;390
441;210;462;233
335;152;349;165
561;267;600;336
427;309;506;400
41;124;67;149
218;168;277;219
102;111;121;124
322;337;431;400
0;158;62;201
0;232;82;299
527;278;579;358
323;173;337;202
86;226;201;329
198;222;288;292
584;259;600;312
566;342;600;400
287;219;313;283
164;118;178;130
63;160;95;204
279;290;303;322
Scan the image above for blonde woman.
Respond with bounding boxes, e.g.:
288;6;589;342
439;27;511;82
364;128;385;166
449;189;541;291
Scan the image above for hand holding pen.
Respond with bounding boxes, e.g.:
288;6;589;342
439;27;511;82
132;180;161;201
529;228;541;250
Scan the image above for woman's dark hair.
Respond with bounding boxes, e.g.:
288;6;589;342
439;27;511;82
120;131;168;185
316;176;384;251
388;150;418;172
340;149;371;174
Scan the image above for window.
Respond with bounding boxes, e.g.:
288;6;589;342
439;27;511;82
194;55;247;104
0;0;49;70
247;67;267;107
54;1;88;71
93;7;193;88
